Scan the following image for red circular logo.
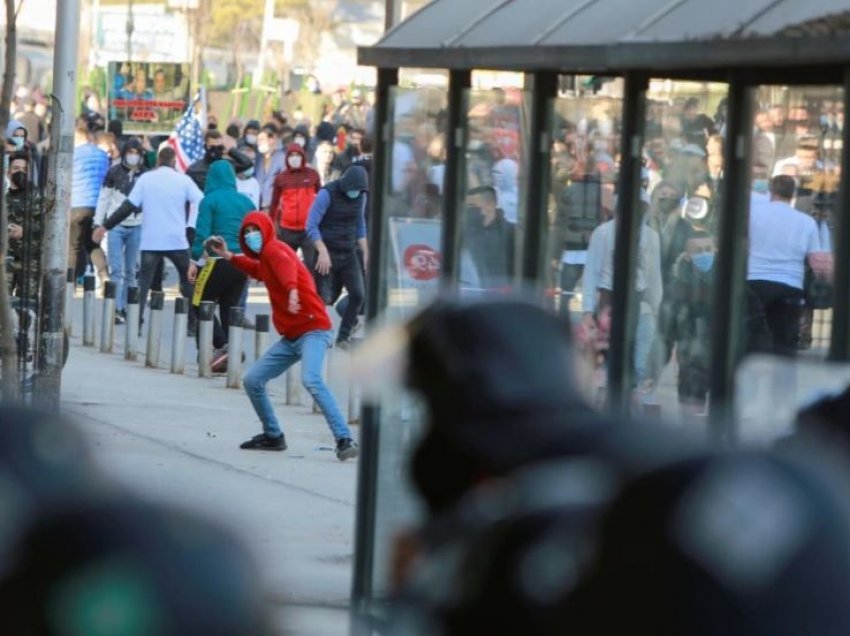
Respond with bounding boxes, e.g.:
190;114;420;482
404;244;441;281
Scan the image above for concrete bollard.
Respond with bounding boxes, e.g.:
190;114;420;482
286;360;301;406
64;268;75;337
198;301;215;378
99;281;117;354
82;275;96;347
145;291;165;369
124;286;140;361
254;314;270;363
170;297;188;375
226;306;245;389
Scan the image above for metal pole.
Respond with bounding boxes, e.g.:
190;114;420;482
285;359;301;405
384;0;402;31
607;73;648;417
198;300;214;378
99;280;116;353
64;268;75;337
145;290;164;368
829;68;850;361
82;275;96;347
252;0;274;88
170;297;188;374
124;286;140;361
226;306;244;388
254;313;270;363
34;0;81;409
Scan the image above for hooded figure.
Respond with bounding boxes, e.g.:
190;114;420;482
189;160;256;357
269;143;321;265
204;212;359;459
94;137;147;317
293;124;314;162
6;120;39;184
305;165;369;348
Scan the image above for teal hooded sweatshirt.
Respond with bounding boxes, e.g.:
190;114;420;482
191;160;257;261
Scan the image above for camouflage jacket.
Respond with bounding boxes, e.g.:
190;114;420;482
657;252;713;368
6;188;43;299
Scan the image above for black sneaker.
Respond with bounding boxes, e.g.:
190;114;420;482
336;336;353;351
240;433;286;451
114;311;126;326
211;347;229;374
335;438;359;461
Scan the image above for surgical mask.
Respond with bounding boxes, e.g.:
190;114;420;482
12;137;24;150
258;143;270;155
752;178;769;194
244;231;263;253
125;153;141;167
346;190;361;199
245;134;258;146
240;167;255;179
294;136;306;148
287;155;303;169
692;252;714;273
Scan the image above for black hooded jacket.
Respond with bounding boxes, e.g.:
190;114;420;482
95;138;147;226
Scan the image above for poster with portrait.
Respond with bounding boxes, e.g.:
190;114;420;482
107;62;191;134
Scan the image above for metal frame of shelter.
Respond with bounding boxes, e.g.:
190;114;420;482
352;0;850;625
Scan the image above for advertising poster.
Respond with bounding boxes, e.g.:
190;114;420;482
108;62;191;134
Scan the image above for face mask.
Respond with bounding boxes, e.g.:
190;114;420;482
657;196;679;213
244;231;263;253
206;146;224;161
125;153;141;167
12;137;24;150
346;190;361;199
287;155;303;169
10;171;27;190
240;167;255;179
691;252;714;273
245;134;258;146
294;136;306;148
752;178;769;194
257;143;270;155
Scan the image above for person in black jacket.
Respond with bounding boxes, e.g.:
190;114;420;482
464;185;515;288
186;130;226;191
94;138;146;322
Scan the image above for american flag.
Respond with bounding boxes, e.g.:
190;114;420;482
165;93;205;172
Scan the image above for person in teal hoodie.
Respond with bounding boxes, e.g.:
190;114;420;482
188;160;256;368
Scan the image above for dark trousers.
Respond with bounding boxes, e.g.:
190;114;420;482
68;207;108;279
192;259;247;349
314;248;365;340
747;280;806;357
279;228;316;269
137;249;193;321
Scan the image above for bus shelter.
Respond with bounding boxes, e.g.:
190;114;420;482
353;0;850;620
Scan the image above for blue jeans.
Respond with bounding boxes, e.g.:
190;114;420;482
107;224;142;312
243;329;351;441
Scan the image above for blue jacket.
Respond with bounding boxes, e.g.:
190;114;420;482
191;160;255;261
72;143;110;208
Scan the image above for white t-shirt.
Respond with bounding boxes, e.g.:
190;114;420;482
747;200;819;290
236;177;260;208
128;167;204;251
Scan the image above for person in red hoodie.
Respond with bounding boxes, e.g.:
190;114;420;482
207;211;358;460
269;143;320;267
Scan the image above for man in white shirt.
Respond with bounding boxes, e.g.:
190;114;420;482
747;175;820;355
95;146;204;322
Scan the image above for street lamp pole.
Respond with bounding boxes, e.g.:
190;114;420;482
34;0;82;409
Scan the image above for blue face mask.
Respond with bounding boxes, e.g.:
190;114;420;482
12;137;24;150
241;167;255;179
346;190;361;199
244;231;263;253
692;252;714;273
752;178;769;194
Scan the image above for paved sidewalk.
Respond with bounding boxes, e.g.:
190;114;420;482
61;330;358;634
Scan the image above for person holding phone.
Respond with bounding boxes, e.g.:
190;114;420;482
187;160;255;371
207;212;358;460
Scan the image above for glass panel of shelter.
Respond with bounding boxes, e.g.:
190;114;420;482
457;72;530;292
545;75;624;406
371;78;449;598
737;84;843;444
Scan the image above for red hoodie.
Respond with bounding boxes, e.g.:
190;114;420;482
269;144;321;232
230;212;331;339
